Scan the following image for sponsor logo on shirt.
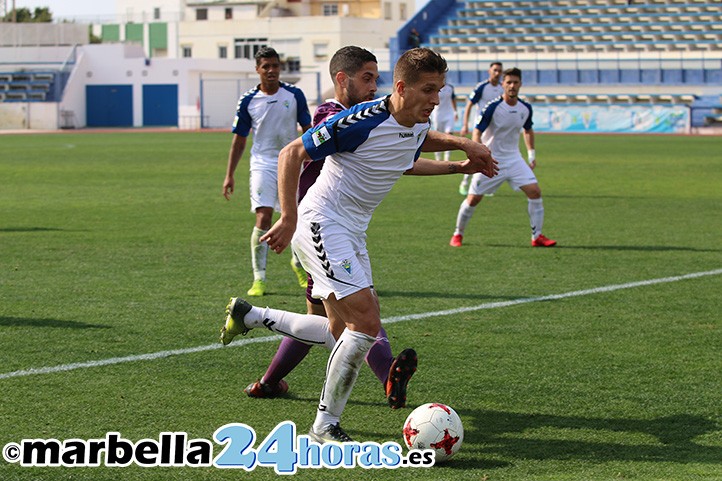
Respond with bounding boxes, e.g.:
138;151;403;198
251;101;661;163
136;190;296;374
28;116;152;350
312;126;331;147
267;100;278;104
399;132;414;138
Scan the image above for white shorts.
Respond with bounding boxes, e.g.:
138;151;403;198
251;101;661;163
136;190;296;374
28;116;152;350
432;113;455;133
291;216;373;301
249;169;280;212
469;157;538;195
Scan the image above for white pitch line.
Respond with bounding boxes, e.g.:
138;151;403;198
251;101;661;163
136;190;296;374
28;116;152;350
2;268;720;381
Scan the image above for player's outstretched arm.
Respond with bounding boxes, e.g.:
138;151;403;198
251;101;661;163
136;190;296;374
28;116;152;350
405;157;465;175
421;130;497;178
260;138;310;253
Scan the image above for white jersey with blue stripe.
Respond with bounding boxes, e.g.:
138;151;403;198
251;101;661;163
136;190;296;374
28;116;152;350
232;81;311;171
475;97;533;162
431;84;456;123
468;80;504;115
300;95;430;234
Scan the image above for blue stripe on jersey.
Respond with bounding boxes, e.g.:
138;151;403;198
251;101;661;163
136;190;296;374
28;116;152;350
475;97;503;133
519;98;534;130
469;80;490;104
231;86;259;136
280;81;312;127
302;96;390;161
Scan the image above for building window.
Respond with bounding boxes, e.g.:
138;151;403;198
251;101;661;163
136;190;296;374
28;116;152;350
153;7;160;20
182;46;192;58
234;38;268;60
400;3;407;20
219;46;228;58
383;2;392;20
225;8;232;19
196;8;207;20
286;58;300;72
313;42;328;59
323;3;338;16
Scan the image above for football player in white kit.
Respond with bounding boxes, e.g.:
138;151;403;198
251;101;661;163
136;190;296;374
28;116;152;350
430;82;457;161
450;67;557;248
220;48;498;443
222;47;312;297
458;62;504;195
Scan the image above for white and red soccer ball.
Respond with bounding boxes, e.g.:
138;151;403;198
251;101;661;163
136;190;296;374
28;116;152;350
402;402;464;463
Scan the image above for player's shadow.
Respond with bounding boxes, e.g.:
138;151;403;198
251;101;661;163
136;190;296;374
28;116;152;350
452;409;721;467
557;244;720;253
0;316;110;329
486;244;720;253
0;227;66;233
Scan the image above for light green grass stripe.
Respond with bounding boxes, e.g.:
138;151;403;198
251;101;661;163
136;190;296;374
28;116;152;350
2;268;720;381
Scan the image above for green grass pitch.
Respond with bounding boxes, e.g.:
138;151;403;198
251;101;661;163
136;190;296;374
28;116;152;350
0;131;720;480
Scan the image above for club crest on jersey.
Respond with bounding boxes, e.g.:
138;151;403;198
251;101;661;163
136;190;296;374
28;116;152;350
312;126;331;147
340;259;352;275
284;100;290;109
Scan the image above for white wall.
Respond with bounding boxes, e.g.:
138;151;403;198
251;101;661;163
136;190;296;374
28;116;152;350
0;102;59;130
53;43;256;129
117;0;186;22
0;24;88;48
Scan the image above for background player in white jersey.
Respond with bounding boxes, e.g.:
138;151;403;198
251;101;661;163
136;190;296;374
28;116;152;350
222;47;312;297
458;62;504;195
450;67;557;248
220;48;498;443
430;82;457;161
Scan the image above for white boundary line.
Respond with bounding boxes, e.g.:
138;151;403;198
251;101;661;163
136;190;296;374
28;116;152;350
2;268;720;381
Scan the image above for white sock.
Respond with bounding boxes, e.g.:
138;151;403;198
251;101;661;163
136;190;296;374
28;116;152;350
444;150;451;162
460;174;471;188
251;227;268;281
528;198;544;239
454;199;476;236
244;306;335;349
313;328;376;432
435;151;442;161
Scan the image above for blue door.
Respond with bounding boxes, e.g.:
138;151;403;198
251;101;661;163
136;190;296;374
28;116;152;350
143;84;178;126
86;85;133;127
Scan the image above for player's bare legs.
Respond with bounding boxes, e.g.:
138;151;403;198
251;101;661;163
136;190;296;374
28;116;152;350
450;193;484;247
308;288;380;442
520;183;556;246
248;206;274;296
246;284;407;405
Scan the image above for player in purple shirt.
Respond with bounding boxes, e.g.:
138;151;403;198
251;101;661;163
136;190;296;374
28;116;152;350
241;46;418;411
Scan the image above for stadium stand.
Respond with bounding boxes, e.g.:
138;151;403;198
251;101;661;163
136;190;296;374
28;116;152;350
432;2;722;53
395;0;722;129
0;71;59;102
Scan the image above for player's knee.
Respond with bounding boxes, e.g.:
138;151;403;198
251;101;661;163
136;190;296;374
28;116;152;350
467;195;483;206
255;209;273;229
524;184;542;199
344;303;381;336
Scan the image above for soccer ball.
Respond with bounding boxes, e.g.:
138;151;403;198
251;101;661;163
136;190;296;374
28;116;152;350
402;403;464;463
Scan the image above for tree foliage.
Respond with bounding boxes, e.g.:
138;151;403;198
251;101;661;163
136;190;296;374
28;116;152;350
4;7;53;22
